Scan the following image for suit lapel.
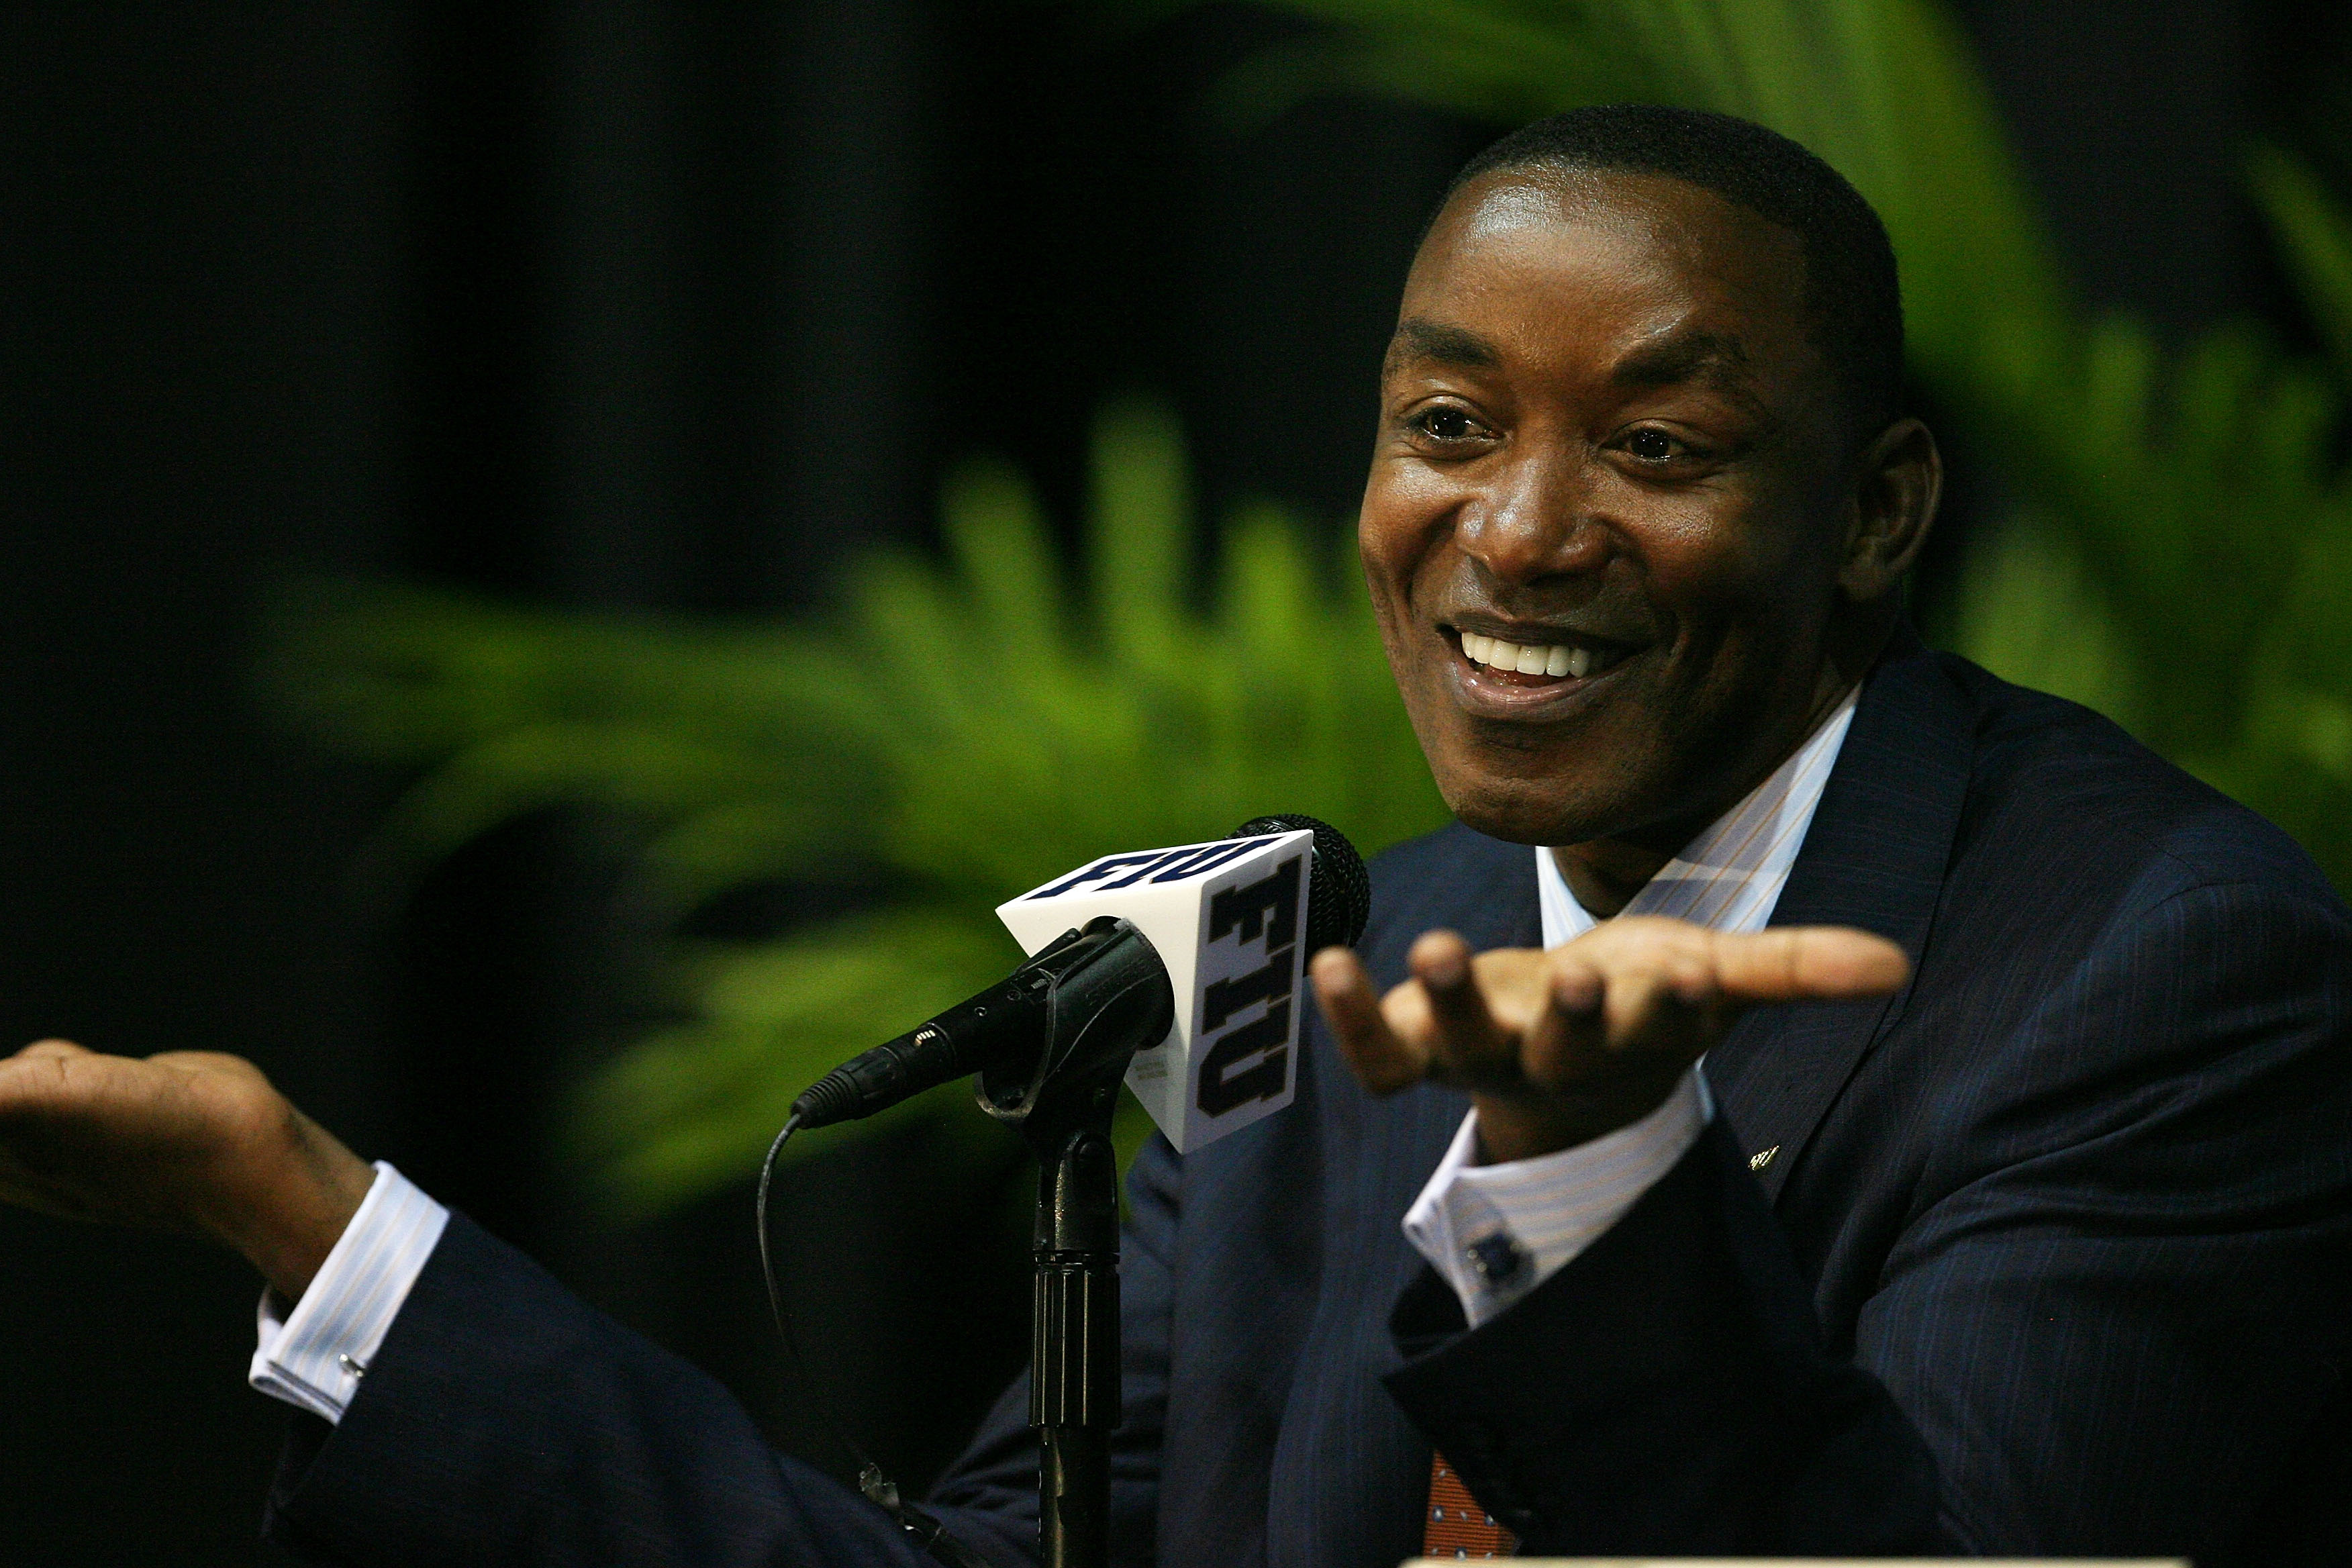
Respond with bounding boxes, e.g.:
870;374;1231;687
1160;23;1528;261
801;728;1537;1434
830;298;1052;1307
1702;633;1975;1202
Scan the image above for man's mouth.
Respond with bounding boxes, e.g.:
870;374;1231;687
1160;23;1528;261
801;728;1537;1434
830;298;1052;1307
1451;627;1636;685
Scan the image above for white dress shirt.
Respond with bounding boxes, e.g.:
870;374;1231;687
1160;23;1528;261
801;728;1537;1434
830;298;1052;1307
251;688;1857;1419
1401;687;1858;1326
250;1159;447;1422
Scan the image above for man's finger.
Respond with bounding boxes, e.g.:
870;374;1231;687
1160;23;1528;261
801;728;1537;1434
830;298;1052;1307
1712;926;1908;1001
0;1046;92;1118
1310;946;1427;1096
1521;954;1606;1091
1600;966;1687;1053
1403;930;1520;1087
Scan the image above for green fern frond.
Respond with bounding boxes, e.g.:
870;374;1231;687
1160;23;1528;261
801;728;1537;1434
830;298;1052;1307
1091;398;1198;680
2249;144;2352;375
267;399;1448;1216
562;908;1027;1218
1945;514;2142;736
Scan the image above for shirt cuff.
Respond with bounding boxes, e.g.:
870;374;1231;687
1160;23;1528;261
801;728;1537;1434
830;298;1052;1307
249;1161;448;1425
1401;1067;1712;1328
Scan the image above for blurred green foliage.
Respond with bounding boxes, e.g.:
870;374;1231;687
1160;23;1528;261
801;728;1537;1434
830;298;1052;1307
266;403;1445;1216
269;0;2352;1216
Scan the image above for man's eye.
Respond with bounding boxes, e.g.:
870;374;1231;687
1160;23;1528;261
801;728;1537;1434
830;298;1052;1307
1412;405;1485;444
1624;428;1683;462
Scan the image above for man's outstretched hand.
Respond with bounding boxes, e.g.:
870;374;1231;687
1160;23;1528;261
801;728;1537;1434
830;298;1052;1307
0;1041;373;1300
1309;916;1909;1163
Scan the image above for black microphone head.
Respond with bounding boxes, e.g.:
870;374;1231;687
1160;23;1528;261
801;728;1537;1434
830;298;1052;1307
1230;814;1371;951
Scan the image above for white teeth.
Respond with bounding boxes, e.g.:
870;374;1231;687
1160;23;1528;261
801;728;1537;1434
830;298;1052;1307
1460;630;1610;681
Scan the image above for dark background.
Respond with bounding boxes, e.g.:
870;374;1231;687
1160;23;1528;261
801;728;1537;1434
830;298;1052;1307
0;2;2341;1561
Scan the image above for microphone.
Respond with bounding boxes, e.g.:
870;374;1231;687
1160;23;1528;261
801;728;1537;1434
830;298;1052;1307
790;815;1370;1150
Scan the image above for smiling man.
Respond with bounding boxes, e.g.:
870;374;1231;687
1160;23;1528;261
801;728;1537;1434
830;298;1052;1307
2;107;2349;1567
1312;125;1939;1170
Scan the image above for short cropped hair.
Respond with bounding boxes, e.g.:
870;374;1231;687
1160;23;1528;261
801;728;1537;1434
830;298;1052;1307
1445;105;1904;434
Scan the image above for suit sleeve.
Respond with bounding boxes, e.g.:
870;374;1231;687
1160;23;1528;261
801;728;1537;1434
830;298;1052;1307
1385;878;2352;1563
1859;880;2352;1558
262;1135;1184;1568
262;1208;969;1567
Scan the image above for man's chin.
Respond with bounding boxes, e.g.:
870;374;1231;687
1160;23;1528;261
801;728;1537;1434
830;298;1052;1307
1436;773;1622;848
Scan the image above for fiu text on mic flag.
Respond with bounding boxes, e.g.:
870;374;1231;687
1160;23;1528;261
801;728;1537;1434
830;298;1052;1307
997;830;1311;1153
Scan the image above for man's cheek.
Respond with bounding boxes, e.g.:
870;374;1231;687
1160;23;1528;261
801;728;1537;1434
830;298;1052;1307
1367;600;1434;701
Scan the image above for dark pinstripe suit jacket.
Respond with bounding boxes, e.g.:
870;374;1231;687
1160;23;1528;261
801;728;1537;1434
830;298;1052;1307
266;636;2352;1567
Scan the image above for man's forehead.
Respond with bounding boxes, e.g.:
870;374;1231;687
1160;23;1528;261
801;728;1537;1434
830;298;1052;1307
1388;173;1812;389
1414;169;1802;307
1442;162;1802;260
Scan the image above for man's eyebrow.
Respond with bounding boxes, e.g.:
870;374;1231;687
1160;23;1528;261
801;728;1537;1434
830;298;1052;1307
1612;330;1751;390
1385;317;1502;372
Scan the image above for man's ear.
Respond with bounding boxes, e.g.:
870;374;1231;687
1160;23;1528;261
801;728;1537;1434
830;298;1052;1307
1838;417;1941;603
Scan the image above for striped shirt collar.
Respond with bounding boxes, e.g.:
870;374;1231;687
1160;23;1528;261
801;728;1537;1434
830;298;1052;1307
1536;684;1860;948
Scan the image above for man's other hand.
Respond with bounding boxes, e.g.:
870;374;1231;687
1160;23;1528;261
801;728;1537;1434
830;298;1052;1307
0;1041;374;1300
1309;918;1909;1163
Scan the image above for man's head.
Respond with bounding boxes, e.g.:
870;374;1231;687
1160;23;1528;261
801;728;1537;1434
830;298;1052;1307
1360;105;1940;871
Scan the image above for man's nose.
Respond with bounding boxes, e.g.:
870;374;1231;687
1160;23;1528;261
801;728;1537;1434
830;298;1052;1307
1453;446;1610;584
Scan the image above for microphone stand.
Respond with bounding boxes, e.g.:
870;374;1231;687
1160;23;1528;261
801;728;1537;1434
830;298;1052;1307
974;917;1172;1568
1023;1073;1124;1568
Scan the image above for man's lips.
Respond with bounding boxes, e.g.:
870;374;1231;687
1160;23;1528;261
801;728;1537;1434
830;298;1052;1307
1437;622;1645;714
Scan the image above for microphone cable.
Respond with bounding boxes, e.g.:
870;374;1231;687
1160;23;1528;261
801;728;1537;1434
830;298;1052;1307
756;1115;997;1568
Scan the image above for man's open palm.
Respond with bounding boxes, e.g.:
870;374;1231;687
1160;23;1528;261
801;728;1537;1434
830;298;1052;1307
1310;916;1909;1163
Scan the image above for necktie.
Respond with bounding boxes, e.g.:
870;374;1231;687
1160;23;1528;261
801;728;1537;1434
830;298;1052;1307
1424;1451;1516;1559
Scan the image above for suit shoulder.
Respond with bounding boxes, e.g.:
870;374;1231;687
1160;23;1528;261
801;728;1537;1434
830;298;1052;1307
1938;651;2343;912
1361;820;1534;951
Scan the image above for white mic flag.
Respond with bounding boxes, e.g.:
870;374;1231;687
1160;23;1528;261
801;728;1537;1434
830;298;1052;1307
997;828;1312;1153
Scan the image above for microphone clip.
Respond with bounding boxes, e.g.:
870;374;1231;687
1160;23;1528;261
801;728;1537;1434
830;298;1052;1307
973;914;1173;1144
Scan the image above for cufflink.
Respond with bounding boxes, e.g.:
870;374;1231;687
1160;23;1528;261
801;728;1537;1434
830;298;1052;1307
1463;1232;1524;1287
338;1354;367;1379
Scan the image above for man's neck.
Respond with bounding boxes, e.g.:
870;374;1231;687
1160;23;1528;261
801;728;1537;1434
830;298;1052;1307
1551;655;1872;918
1551;836;1677;918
